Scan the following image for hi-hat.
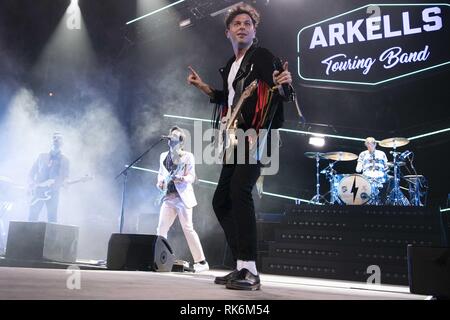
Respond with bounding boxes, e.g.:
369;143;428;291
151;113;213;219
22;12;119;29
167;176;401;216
379;137;409;148
304;152;325;159
322;151;358;161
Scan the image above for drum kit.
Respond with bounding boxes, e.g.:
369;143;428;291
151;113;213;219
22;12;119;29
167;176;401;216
304;137;428;206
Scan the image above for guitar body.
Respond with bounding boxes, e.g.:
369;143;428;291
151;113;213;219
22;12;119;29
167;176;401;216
215;80;258;164
157;163;186;205
30;187;53;206
216;109;238;164
29;175;93;206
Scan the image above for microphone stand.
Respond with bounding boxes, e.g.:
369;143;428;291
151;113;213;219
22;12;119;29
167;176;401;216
115;138;165;233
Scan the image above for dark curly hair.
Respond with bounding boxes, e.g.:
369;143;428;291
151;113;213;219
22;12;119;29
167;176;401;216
225;3;260;29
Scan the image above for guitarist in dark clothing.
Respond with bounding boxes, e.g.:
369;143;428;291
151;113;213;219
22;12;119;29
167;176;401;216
187;3;292;290
28;132;69;223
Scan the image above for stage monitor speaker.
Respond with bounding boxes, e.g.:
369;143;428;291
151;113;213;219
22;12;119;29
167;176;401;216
407;245;450;298
5;221;79;263
107;233;175;272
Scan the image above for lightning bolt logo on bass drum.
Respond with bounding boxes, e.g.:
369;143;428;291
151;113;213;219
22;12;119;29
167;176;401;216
351;176;359;204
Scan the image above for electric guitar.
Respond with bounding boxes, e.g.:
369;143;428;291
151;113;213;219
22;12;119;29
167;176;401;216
29;175;93;206
216;79;258;164
156;163;186;205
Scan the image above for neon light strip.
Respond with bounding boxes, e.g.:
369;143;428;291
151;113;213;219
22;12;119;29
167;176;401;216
164;114;209;123
128;165;318;204
440;207;450;212
129;165;158;174
163;115;449;142
126;0;186;25
408;128;450;141
280;128;365;142
163;114;366;141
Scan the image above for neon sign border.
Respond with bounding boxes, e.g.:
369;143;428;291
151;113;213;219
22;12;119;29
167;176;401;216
297;3;450;86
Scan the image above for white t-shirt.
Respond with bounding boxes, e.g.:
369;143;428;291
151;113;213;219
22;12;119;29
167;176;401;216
227;56;244;108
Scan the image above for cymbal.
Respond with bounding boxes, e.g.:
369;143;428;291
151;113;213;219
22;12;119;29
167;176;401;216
304;152;325;159
379;137;409;148
322;151;358;161
387;161;406;167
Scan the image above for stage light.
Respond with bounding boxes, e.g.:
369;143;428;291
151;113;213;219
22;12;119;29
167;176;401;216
309;136;325;147
68;0;79;9
210;2;244;17
126;0;186;25
179;18;193;29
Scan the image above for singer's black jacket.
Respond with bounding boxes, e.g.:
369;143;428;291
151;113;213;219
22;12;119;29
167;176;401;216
210;45;285;130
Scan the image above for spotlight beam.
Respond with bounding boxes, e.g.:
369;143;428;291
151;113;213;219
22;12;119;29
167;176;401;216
126;0;186;25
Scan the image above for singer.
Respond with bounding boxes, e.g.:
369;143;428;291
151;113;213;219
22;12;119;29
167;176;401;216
156;126;209;273
187;3;292;290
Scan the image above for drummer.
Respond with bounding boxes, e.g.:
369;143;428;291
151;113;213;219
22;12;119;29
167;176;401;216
356;137;388;182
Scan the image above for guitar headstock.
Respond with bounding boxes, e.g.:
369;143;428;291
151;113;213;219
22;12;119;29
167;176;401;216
241;80;258;99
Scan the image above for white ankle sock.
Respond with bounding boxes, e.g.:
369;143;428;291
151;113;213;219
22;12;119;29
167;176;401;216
238;260;257;275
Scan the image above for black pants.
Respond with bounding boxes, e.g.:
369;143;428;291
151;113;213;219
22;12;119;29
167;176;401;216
212;163;261;262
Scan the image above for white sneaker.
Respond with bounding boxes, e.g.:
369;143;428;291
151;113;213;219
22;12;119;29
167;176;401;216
193;261;209;273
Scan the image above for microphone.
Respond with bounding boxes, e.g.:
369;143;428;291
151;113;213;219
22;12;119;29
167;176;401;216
273;57;306;124
273;57;290;98
161;135;173;140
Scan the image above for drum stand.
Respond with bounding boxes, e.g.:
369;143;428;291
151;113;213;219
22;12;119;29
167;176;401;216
406;176;426;206
310;153;326;204
320;161;341;205
386;150;410;206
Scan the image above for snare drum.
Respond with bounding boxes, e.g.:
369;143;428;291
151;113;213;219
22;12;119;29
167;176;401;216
337;174;372;205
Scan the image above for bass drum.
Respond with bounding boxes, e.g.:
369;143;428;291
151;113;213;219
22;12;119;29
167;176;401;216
338;174;372;205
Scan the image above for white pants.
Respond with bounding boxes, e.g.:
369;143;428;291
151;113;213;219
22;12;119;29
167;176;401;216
157;195;205;263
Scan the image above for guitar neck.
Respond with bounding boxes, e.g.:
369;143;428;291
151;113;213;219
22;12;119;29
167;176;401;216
66;177;91;185
226;96;246;130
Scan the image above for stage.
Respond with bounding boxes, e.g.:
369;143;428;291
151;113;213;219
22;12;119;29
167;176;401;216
0;0;449;307
0;266;427;300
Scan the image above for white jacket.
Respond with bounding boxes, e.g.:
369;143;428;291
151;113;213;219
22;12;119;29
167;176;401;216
157;151;197;209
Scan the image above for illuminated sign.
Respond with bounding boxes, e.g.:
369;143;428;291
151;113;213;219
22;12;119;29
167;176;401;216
297;3;450;86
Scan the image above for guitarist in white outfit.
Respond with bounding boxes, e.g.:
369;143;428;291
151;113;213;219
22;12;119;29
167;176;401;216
28;132;69;223
156;126;209;272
